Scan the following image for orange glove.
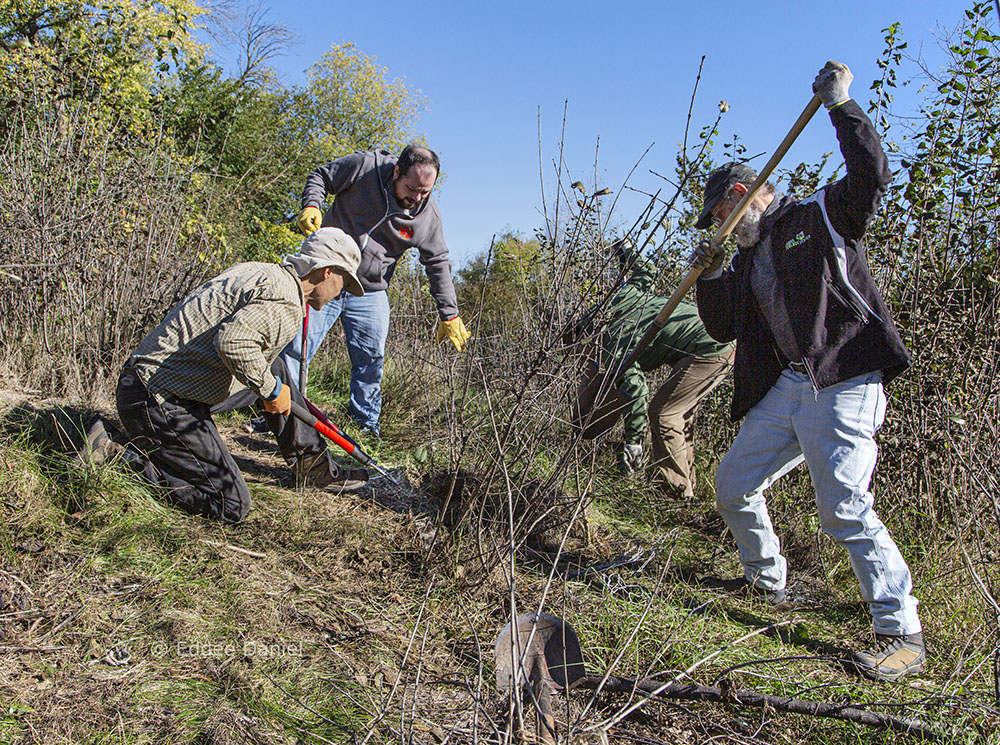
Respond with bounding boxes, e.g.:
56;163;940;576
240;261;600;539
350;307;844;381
297;206;323;236
262;380;291;416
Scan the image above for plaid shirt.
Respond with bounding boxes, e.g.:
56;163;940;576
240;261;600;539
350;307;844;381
129;263;305;405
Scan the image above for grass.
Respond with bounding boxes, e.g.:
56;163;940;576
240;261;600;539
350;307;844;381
0;385;995;745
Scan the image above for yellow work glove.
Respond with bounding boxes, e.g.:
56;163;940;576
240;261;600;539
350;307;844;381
436;316;471;351
262;380;291;416
297;206;323;236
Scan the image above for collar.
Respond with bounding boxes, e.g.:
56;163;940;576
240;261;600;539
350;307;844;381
282;264;307;315
750;193;791;248
758;192;786;232
733;192;786;256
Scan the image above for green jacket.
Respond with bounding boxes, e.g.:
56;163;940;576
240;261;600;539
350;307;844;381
582;257;732;445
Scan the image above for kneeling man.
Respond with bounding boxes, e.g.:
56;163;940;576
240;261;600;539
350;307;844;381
80;228;367;523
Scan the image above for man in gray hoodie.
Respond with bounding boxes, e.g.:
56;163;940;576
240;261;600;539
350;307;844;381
284;145;469;437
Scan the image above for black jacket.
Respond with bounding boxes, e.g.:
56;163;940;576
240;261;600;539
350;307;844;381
696;100;911;421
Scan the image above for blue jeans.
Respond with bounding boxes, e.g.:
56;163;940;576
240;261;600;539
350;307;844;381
715;370;921;636
281;290;390;433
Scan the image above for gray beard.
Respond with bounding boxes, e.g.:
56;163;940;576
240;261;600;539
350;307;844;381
734;204;763;247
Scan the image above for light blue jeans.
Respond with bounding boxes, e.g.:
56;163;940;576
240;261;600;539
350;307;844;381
715;370;921;635
280;290;390;434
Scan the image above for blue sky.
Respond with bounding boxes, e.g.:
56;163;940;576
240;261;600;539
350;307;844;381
205;0;975;268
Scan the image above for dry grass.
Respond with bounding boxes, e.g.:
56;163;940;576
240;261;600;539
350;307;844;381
0;395;994;745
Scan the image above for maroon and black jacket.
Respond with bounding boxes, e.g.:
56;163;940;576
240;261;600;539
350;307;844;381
696;100;911;422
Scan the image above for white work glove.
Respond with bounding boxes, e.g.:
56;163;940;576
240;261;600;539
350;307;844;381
812;60;852;110
689;239;726;279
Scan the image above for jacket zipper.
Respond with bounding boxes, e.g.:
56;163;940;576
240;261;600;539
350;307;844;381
826;278;869;324
362;159;410;253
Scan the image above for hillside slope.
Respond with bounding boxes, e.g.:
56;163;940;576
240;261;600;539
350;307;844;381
0;395;987;744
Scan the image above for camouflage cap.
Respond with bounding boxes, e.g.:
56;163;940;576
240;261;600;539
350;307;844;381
694;162;758;230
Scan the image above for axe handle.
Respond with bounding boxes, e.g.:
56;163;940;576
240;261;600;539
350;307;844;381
610;94;823;382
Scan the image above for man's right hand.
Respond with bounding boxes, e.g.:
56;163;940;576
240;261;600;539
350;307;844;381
689;239;726;278
262;381;291;416
297;206;323;236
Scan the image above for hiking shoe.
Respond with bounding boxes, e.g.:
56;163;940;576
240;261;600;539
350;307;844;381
701;575;788;606
359;425;381;442
75;420;122;467
299;453;368;493
851;633;926;682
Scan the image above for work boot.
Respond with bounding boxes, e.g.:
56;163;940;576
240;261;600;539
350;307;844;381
851;632;926;682
357;423;381;442
298;452;368;493
701;575;788;606
75;420;123;467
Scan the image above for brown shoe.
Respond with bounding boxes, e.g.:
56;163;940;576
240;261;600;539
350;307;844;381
851;632;926;682
75;420;122;467
299;453;368;493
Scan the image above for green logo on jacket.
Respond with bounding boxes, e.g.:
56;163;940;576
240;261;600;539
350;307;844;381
785;231;810;250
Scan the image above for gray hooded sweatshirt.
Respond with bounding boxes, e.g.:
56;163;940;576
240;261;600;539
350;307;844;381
302;149;459;320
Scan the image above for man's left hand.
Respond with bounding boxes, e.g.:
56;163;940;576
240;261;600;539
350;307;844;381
812;60;852;110
262;381;291;416
437;316;471;351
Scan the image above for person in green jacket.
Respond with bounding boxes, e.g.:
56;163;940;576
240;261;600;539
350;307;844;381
574;241;734;497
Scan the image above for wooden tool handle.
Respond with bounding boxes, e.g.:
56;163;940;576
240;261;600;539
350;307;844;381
612;94;823;380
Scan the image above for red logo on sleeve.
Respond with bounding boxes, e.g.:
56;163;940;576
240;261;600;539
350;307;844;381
398;225;414;240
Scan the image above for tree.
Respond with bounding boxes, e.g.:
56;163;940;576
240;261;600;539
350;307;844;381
292;43;427;167
0;0;206;136
158;41;428;263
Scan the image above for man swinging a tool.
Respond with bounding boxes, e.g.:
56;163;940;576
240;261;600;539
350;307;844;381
691;61;924;681
77;228;369;523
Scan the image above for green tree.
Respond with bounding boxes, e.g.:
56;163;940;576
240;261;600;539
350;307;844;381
862;2;1000;537
0;0;206;135
293;42;427;167
159;42;428;263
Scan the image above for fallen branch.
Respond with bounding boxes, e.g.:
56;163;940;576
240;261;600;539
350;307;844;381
0;609;43;620
0;569;34;595
576;675;943;741
0;645;67;653
199;540;267;559
38;607;83;640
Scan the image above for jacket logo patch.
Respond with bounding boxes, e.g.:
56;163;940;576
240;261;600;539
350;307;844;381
398;226;414;240
785;232;810;250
